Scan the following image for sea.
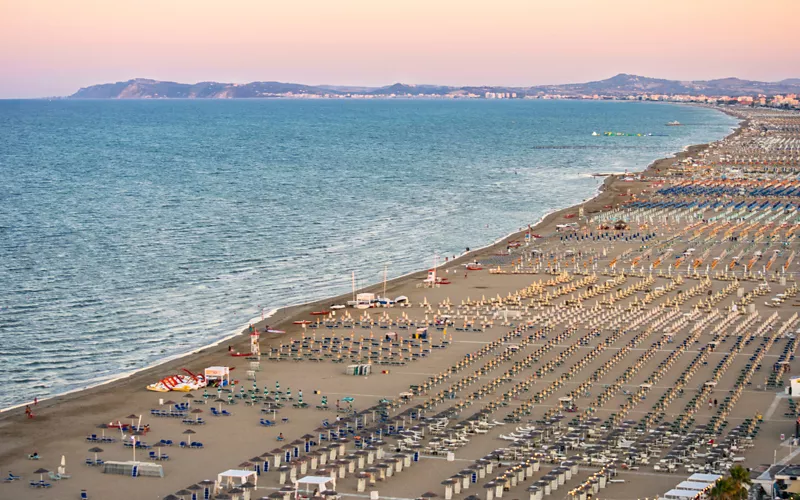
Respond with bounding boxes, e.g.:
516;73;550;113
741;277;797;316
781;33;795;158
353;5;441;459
0;99;738;409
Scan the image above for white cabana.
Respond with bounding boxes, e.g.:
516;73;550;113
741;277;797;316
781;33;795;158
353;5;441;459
294;475;336;499
205;366;231;386
217;469;258;491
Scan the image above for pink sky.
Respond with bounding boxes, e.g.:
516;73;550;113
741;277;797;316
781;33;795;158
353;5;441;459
0;0;796;97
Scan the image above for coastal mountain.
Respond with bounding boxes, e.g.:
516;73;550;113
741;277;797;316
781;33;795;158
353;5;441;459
69;74;800;99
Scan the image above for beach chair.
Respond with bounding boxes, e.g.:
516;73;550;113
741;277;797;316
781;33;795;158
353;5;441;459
180;441;188;448
6;473;21;481
210;407;220;416
149;451;158;460
221;409;232;416
260;419;275;427
80;490;89;499
190;442;204;449
160;453;169;460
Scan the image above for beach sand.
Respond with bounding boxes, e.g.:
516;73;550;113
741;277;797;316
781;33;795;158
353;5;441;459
2;106;799;500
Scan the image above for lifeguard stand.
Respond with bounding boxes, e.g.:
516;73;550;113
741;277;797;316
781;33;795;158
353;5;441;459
250;328;261;358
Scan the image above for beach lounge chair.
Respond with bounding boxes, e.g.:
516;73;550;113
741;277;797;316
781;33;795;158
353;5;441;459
190;442;204;449
27;454;40;460
81;490;89;499
221;409;232;416
180;441;188;448
160;453;169;460
260;419;275;426
6;473;21;481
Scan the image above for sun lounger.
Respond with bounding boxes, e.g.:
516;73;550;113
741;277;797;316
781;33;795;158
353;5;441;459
6;473;21;481
81;490;88;499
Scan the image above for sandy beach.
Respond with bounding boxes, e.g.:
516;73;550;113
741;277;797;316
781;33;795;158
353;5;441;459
2;105;800;500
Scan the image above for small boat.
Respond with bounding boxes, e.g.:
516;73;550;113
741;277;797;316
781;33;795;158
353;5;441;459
266;329;285;334
330;304;346;310
230;352;251;357
564;213;576;219
591;131;598;136
293;320;312;325
466;264;483;271
666;121;681;126
531;234;542;239
310;310;330;316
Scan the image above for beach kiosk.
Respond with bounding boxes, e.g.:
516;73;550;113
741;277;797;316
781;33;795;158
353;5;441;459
217;469;258;493
205;366;232;387
294;475;336;499
789;375;800;397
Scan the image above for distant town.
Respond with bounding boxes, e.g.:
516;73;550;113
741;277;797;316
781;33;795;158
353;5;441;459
266;91;800;109
69;74;800;109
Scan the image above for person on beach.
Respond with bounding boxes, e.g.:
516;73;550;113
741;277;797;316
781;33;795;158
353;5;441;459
25;406;32;419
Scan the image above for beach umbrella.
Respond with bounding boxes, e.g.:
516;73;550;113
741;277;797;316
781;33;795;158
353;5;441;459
298;390;304;406
175;491;192;500
164;495;180;500
33;468;49;482
88;447;104;463
126;414;138;430
191;408;203;422
215;398;226;411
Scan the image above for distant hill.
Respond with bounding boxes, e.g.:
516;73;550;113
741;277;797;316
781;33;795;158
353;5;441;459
69;74;800;99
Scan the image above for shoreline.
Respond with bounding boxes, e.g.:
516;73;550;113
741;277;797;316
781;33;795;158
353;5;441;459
0;104;741;421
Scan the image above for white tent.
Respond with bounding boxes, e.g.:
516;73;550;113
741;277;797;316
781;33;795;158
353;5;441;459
294;475;336;499
217;469;257;492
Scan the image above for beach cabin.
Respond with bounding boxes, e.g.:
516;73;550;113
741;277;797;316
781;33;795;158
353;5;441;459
346;364;372;376
102;461;164;478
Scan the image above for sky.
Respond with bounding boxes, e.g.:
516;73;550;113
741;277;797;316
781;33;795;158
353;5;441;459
0;0;797;98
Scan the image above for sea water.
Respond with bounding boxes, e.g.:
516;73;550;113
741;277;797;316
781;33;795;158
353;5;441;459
0;99;738;408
